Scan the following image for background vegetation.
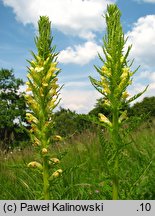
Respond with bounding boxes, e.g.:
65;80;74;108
0;68;155;199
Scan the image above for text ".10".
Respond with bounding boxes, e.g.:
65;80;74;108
140;203;151;212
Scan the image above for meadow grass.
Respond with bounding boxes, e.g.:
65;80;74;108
0;123;155;200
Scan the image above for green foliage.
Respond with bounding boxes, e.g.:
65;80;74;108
89;97;130;118
54;108;77;137
1;126;155;200
129;96;155;118
54;107;95;137
89;98;110;117
0;68;27;149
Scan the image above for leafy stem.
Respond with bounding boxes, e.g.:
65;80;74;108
90;4;148;199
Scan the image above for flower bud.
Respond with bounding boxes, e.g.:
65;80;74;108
52;169;63;178
42;148;48;154
42;82;48;87
122;91;129;100
26;113;38;124
49;158;60;164
33;137;41;146
104;99;111;107
27;161;43;170
119;110;128;123
53;135;63;141
26;87;32;92
36;55;42;62
27;74;32;80
101;66;111;77
121;67;130;80
34;66;44;73
98;113;112;127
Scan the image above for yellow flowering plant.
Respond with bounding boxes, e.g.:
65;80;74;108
89;4;148;199
25;16;62;199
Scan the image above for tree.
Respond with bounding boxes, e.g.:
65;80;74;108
54;107;95;137
89;97;111;117
54;107;77;137
129;97;155;118
89;97;130;118
0;68;27;149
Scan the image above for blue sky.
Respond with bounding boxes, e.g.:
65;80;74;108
0;0;155;113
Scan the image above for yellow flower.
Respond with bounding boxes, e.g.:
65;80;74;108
25;94;32;101
104;87;111;94
101;76;110;94
52;169;63;178
26;87;32;92
34;66;44;73
39;88;44;97
31;60;37;66
45;68;55;81
33;137;41;146
98;113;112;127
26;81;30;86
49;89;57;96
101;66;111;77
27;161;43;170
26;113;38;124
51;83;59;90
118;110;128;123
49;66;57;73
36;55;42;63
48;98;57;109
122;91;129;99
42;148;48;154
49;158;60;164
42;82;48;87
27;74;32;80
104;99;111;107
30;125;37;133
53;135;63;141
120;67;130;80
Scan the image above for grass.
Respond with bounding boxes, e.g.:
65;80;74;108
0;122;155;200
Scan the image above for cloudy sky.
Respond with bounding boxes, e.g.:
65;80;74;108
0;0;155;113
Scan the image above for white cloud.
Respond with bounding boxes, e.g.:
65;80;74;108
2;0;116;39
60;89;100;113
65;81;90;88
58;41;102;65
126;15;155;69
125;15;155;102
127;69;155;105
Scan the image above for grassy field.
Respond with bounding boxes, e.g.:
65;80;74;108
0;124;155;200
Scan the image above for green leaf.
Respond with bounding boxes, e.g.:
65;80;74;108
127;85;149;104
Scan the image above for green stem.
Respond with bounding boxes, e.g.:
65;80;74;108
43;157;50;199
112;106;119;200
112;155;119;199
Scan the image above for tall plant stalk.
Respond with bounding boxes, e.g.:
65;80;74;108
90;4;148;200
25;16;62;200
